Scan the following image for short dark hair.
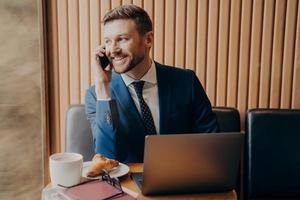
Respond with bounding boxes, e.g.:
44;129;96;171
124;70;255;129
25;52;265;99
103;4;153;35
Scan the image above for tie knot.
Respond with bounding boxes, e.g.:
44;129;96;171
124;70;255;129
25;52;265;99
132;81;145;97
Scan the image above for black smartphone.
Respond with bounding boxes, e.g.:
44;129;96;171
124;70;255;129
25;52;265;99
99;54;110;69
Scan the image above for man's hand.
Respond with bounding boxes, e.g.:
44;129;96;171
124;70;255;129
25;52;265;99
93;45;112;100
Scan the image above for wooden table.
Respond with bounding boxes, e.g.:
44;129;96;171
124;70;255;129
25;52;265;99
121;163;237;200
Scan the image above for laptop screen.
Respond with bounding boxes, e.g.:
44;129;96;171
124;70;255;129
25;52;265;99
141;132;243;195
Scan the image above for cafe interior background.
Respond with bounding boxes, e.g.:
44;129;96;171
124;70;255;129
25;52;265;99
0;0;299;199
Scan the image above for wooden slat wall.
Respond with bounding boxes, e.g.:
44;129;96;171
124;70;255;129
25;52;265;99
259;0;275;108
46;0;300;152
227;0;241;108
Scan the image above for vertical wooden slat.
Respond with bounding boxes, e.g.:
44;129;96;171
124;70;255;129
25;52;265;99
112;0;122;8
68;0;80;104
227;0;241;107
143;0;154;57
206;0;219;104
47;0;61;153
248;0;263;109
175;0;186;68
216;0;230;106
281;0;298;108
164;0;175;66
154;0;164;63
79;0;91;103
90;0;101;84
185;0;197;71
196;0;208;87
270;0;287;108
259;0;275;108
57;0;69;151
100;1;110;45
143;0;153;20
292;1;300;108
122;0;133;5
238;0;252;122
133;0;142;7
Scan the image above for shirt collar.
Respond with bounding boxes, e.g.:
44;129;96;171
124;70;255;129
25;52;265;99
121;60;157;86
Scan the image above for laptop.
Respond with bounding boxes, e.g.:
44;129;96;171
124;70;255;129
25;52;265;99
131;132;244;195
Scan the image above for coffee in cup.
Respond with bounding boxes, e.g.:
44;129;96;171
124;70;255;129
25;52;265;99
49;152;83;187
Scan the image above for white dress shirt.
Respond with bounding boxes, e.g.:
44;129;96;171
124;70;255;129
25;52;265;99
121;61;160;133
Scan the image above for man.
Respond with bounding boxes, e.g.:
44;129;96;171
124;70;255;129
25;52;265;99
86;4;219;163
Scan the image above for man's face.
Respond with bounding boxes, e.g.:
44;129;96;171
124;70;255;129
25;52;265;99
104;19;150;74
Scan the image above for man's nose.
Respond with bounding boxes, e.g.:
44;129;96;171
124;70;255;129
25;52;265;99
108;42;121;56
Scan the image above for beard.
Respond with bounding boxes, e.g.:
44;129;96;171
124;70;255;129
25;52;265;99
112;52;145;74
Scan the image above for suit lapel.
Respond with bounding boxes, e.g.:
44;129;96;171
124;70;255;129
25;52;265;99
110;72;146;133
156;62;171;133
110;63;171;134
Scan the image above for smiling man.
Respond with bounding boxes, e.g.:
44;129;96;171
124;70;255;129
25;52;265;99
85;4;219;163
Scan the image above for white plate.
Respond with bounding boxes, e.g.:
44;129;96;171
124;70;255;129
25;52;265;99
82;161;129;179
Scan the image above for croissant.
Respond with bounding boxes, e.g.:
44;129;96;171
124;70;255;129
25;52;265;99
87;154;119;177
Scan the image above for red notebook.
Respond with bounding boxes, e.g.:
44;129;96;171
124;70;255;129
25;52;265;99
58;180;136;200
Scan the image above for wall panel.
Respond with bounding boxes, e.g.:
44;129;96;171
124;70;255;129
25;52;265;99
68;0;80;105
216;0;230;106
57;0;70;151
248;0;263;109
185;0;197;71
47;0;300;152
281;0;298;108
227;0;241;107
154;0;164;63
196;0;208;86
164;0;175;66
206;0;219;104
133;0;142;7
90;0;101;85
175;0;187;67
259;0;275;108
123;0;133;4
143;0;154;57
112;0;122;8
79;0;91;103
270;0;287;108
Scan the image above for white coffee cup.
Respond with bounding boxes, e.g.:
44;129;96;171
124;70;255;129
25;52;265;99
49;152;83;187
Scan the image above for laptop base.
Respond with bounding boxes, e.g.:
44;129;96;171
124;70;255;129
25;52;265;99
131;172;143;191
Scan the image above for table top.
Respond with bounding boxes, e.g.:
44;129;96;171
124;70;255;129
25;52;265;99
44;163;237;200
122;163;237;200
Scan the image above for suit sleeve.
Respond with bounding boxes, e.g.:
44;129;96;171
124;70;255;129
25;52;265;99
85;87;119;159
190;72;220;133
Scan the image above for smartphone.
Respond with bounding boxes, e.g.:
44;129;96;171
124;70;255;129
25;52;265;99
99;54;110;69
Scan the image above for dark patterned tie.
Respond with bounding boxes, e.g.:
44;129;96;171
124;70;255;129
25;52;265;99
132;81;157;135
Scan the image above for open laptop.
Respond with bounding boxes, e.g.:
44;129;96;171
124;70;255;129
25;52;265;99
131;132;244;195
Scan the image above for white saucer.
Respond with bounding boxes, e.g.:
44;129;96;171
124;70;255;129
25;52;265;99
82;161;129;179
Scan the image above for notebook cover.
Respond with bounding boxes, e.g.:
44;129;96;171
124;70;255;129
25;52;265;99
58;180;135;200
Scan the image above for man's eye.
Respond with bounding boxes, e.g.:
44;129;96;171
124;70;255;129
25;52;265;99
105;40;111;45
120;37;128;42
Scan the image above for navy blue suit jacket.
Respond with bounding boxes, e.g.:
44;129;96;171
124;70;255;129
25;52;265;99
85;62;219;163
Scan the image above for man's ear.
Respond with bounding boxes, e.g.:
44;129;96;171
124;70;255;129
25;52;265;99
144;31;153;48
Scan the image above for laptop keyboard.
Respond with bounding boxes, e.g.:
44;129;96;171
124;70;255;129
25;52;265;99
131;172;143;191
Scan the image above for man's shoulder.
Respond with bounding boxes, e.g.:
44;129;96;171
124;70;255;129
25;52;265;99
86;85;96;99
87;85;96;92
